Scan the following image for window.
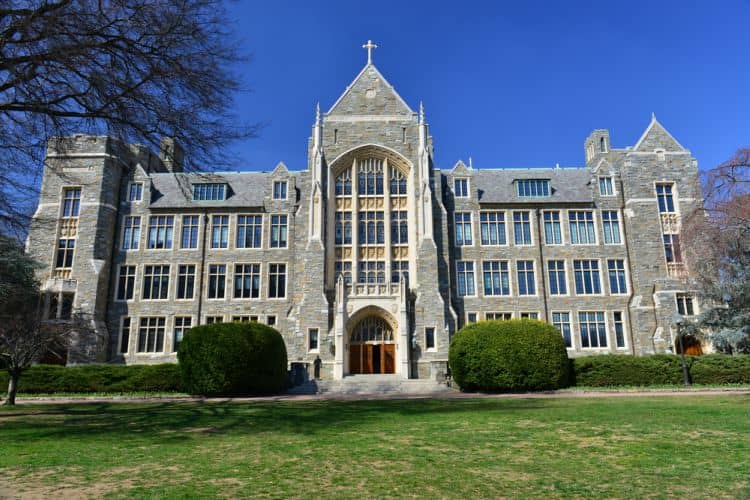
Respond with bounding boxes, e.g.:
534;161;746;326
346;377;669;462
358;211;384;245
482;261;510;296
358;261;385;284
480;212;506;245
579;311;607;348
237;215;262;249
454;178;468;197
608;259;627;294
517;260;536;296
207;264;226;299
173;317;192;352
137;317;165;353
335;169;352;196
62;187;81;217
456;261;475;297
206;316;223;324
211;215;229;249
516;179;550;197
543;211;562;244
389;167;407;195
454;212;472;246
613;312;626;348
392;260;409;284
466;312;478;324
569;211;596;245
486;312;512;321
425;327;436;350
56;239;75;268
308;328;319;352
676;294;695;316
513;211;532;245
119;317;131;354
147;215;174;249
176;264;195;299
574;260;601;295
520;312;538;319
600;137;607;153
656;183;675;213
142;265;170;300
181;215;199;249
193;183;226;201
266;315;276;326
358;158;384;195
122;216;141;250
128;182;143;202
335;212;352;245
234;263;261;299
552;312;572;348
547;260;567;295
335;261;352;285
599;177;614;196
46;292;74;320
268;263;286;298
273;181;288;200
270;214;288;248
116;265;136;301
391;211;408;244
663;234;682;263
602;211;622;244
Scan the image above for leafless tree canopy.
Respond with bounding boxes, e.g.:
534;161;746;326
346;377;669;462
682;148;750;353
1;0;257;234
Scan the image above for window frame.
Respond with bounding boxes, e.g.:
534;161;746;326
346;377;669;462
607;259;629;295
236;214;263;249
516;260;537;296
453;178;469;198
206;263;227;300
547;259;568;296
512;211;533;246
479;211;507;246
146;215;175;250
481;260;511;297
578;311;608;349
115;265;137;302
598;176;615;196
172;316;193;353
454;212;473;247
308;328;320;353
233;263;261;300
142;264;171;301
176;263;197;300
118;316;131;355
128;182;144;202
273;180;288;200
552;311;573;348
180;214;201;250
269;214;289;249
543;210;563;245
601;210;623;245
121;215;142;251
268;262;287;299
456;260;477;297
573;259;603;296
568;210;597;245
210;214;231;250
136;316;166;354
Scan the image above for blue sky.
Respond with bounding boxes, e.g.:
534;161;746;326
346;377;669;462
225;0;750;172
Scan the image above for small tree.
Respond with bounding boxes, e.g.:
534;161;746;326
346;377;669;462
0;234;74;405
682;148;750;354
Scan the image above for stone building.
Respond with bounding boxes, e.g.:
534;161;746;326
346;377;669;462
27;45;702;381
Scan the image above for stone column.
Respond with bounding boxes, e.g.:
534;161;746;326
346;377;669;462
333;276;346;379
398;281;409;379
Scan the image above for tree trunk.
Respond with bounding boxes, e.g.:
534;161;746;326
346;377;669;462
4;372;18;406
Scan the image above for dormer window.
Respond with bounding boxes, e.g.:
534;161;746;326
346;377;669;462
128;182;143;202
454;178;469;197
273;180;287;200
516;179;550;197
599;177;614;196
193;183;226;201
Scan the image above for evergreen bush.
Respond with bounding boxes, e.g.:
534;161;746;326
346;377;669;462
177;321;288;396
449;319;571;392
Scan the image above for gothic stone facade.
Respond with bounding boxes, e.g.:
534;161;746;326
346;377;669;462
27;62;702;381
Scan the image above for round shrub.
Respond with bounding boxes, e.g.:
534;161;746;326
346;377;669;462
449;319;571;392
178;321;288;396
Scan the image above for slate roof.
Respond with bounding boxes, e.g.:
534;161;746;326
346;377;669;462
450;167;594;204
148;171;296;208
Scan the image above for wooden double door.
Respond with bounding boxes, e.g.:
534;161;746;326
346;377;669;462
350;343;396;374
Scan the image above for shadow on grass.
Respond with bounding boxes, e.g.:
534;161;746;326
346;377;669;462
0;398;548;442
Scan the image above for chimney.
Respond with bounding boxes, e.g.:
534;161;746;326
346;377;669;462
159;137;184;173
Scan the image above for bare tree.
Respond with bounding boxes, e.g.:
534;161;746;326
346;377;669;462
1;0;257;235
0;233;77;405
682;148;750;354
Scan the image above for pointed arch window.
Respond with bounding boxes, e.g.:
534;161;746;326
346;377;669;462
335;169;352;196
389;166;407;195
357;158;384;195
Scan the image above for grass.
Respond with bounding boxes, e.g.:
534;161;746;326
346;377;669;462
1;396;748;498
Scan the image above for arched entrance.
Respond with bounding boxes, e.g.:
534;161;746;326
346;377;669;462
349;316;396;374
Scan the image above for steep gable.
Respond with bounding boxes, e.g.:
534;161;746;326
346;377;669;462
327;64;413;116
633;115;687;152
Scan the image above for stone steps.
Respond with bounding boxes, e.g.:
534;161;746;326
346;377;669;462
287;375;453;395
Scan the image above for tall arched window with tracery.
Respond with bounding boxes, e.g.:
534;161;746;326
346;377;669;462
333;155;410;287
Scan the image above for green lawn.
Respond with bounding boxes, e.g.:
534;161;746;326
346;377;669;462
1;396;748;498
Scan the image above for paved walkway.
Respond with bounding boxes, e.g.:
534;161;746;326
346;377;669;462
7;387;750;405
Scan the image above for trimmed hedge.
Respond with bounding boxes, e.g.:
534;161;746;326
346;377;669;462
449;319;571;392
572;354;750;386
178;321;287;396
0;363;183;394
